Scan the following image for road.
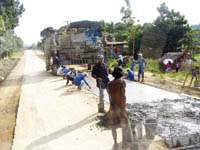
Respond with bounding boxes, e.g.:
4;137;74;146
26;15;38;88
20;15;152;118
87;73;182;104
11;50;185;150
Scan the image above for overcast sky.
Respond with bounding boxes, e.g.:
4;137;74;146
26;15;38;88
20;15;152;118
14;0;200;45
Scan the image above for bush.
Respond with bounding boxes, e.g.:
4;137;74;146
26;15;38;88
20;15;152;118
144;59;161;73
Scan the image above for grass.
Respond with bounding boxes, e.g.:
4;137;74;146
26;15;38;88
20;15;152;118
11;51;23;57
194;53;200;66
107;57;191;82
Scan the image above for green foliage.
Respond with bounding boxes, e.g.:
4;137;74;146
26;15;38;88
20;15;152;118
144;59;160;73
154;3;190;53
194;53;200;66
0;0;25;30
0;30;23;58
107;58;118;68
0;15;6;35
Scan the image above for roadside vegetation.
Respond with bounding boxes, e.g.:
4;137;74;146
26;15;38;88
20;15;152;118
105;1;200;85
0;0;24;59
108;53;200;83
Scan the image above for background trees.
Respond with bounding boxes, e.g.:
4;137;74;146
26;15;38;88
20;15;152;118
0;0;25;30
0;0;25;58
102;2;200;59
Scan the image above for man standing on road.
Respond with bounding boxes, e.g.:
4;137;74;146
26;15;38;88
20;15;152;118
92;55;110;113
107;67;134;150
137;53;147;82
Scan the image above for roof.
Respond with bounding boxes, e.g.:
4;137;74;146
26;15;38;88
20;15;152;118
107;41;128;46
68;20;100;29
159;52;186;63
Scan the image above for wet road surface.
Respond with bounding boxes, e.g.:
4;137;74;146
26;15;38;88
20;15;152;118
86;73;182;104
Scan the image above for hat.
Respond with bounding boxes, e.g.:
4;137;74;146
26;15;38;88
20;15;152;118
98;55;104;59
138;53;142;56
82;72;89;77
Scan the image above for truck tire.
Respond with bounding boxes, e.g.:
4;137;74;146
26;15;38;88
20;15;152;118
46;64;50;71
51;65;58;76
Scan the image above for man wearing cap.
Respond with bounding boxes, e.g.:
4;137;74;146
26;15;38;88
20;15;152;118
136;53;147;82
92;55;110;113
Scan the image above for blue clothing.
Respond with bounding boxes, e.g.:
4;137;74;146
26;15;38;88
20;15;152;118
62;68;70;74
138;68;144;76
74;73;89;86
55;58;61;66
131;61;136;71
138;58;147;70
118;59;123;67
127;70;135;81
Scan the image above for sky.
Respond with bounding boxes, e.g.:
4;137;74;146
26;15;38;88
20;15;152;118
14;0;200;45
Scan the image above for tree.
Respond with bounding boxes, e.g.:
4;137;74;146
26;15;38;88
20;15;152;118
179;29;200;56
119;0;136;56
0;15;6;35
154;3;190;53
0;0;25;29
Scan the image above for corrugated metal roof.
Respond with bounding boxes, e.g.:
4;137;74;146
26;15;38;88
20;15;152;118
159;52;185;63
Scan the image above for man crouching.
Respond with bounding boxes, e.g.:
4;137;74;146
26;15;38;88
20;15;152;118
107;67;135;150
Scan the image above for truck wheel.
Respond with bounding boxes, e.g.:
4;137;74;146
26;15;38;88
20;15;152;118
46;65;50;71
88;64;91;70
51;65;58;76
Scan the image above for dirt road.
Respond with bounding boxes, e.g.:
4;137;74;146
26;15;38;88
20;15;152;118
0;55;25;150
12;51;119;150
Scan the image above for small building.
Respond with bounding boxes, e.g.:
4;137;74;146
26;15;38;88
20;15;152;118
159;52;192;64
106;41;128;57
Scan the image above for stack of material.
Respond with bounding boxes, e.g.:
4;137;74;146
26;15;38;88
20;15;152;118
58;35;71;49
71;33;93;46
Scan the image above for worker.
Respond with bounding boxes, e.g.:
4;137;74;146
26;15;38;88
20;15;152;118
190;66;199;87
130;56;136;72
126;68;135;81
107;66;134;150
73;72;91;90
62;66;71;79
92;55;110;113
136;53;147;82
66;69;77;85
117;55;123;67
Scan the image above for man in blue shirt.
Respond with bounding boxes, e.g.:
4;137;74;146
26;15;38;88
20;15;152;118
126;68;135;81
136;53;147;82
62;66;70;79
74;72;91;90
